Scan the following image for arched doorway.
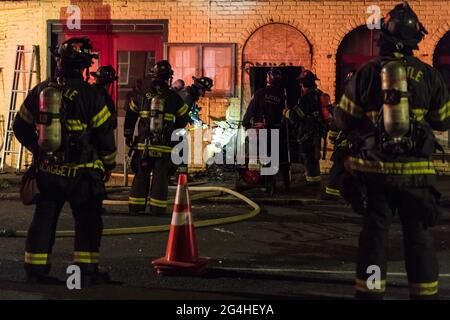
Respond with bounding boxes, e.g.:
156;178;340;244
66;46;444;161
433;30;450;148
335;25;380;101
241;23;312;113
434;31;450;92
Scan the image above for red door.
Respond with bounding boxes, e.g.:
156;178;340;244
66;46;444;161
60;32;165;164
61;33;163;83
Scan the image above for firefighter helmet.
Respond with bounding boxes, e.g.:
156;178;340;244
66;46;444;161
50;37;98;68
90;65;118;84
149;60;174;80
193;76;214;92
380;1;428;50
267;68;282;86
297;69;319;87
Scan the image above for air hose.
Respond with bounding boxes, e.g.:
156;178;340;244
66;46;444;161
0;186;261;238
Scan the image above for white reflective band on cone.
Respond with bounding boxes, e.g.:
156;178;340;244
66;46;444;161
171;211;193;226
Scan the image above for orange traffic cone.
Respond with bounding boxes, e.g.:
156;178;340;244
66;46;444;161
152;173;209;275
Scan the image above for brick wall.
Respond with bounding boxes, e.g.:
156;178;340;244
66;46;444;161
0;0;449;167
0;1;43;166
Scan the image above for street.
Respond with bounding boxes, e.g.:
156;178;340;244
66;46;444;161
0;174;449;300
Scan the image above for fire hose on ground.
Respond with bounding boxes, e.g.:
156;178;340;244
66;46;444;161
0;186;261;238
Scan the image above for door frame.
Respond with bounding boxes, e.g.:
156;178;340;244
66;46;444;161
46;19;169;77
46;19;169;165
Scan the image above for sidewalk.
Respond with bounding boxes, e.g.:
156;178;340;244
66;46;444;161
2;170;450;204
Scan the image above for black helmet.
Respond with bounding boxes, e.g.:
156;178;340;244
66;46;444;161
149;60;174;80
50;37;98;68
380;1;428;50
297;69;319;87
193;76;214;91
90;65;118;84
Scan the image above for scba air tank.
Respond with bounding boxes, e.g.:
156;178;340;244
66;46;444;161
37;86;62;153
381;60;410;138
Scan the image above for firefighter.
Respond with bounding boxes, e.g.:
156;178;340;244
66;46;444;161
124;60;190;215
334;1;450;299
242;68;287;193
177;76;214;126
285;69;330;187
13;37;117;285
321;71;355;200
91;65;119;129
172;76;213;175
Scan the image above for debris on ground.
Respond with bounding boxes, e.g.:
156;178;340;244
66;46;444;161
192;164;235;183
0;179;11;190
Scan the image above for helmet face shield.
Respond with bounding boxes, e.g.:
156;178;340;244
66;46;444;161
90;65;118;84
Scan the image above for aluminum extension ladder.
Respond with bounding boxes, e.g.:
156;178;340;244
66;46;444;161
0;45;40;173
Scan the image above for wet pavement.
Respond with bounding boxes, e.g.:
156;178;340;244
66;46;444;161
0;172;449;300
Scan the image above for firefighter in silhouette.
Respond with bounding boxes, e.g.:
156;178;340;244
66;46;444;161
334;1;450;299
285;69;330;188
242;68;287;194
171;76;214;175
124;60;190;215
321;70;355;200
177;76;214;127
13;37;117;286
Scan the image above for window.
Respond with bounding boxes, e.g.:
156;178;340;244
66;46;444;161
145;51;156;77
116;50;155;116
167;43;236;97
87;51;100;85
118;51;130;85
203;46;233;96
168;45;199;85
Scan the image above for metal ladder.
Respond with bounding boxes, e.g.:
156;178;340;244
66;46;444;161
0;45;40;173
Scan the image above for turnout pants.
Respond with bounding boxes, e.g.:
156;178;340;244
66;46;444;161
129;151;170;215
325;148;346;197
25;169;105;277
279;123;291;187
354;181;440;300
299;138;321;184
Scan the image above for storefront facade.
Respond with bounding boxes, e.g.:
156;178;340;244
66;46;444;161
0;0;449;167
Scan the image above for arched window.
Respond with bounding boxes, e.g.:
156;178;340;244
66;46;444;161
335;26;380;101
433;30;450;148
241;23;312;113
434;31;450;92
